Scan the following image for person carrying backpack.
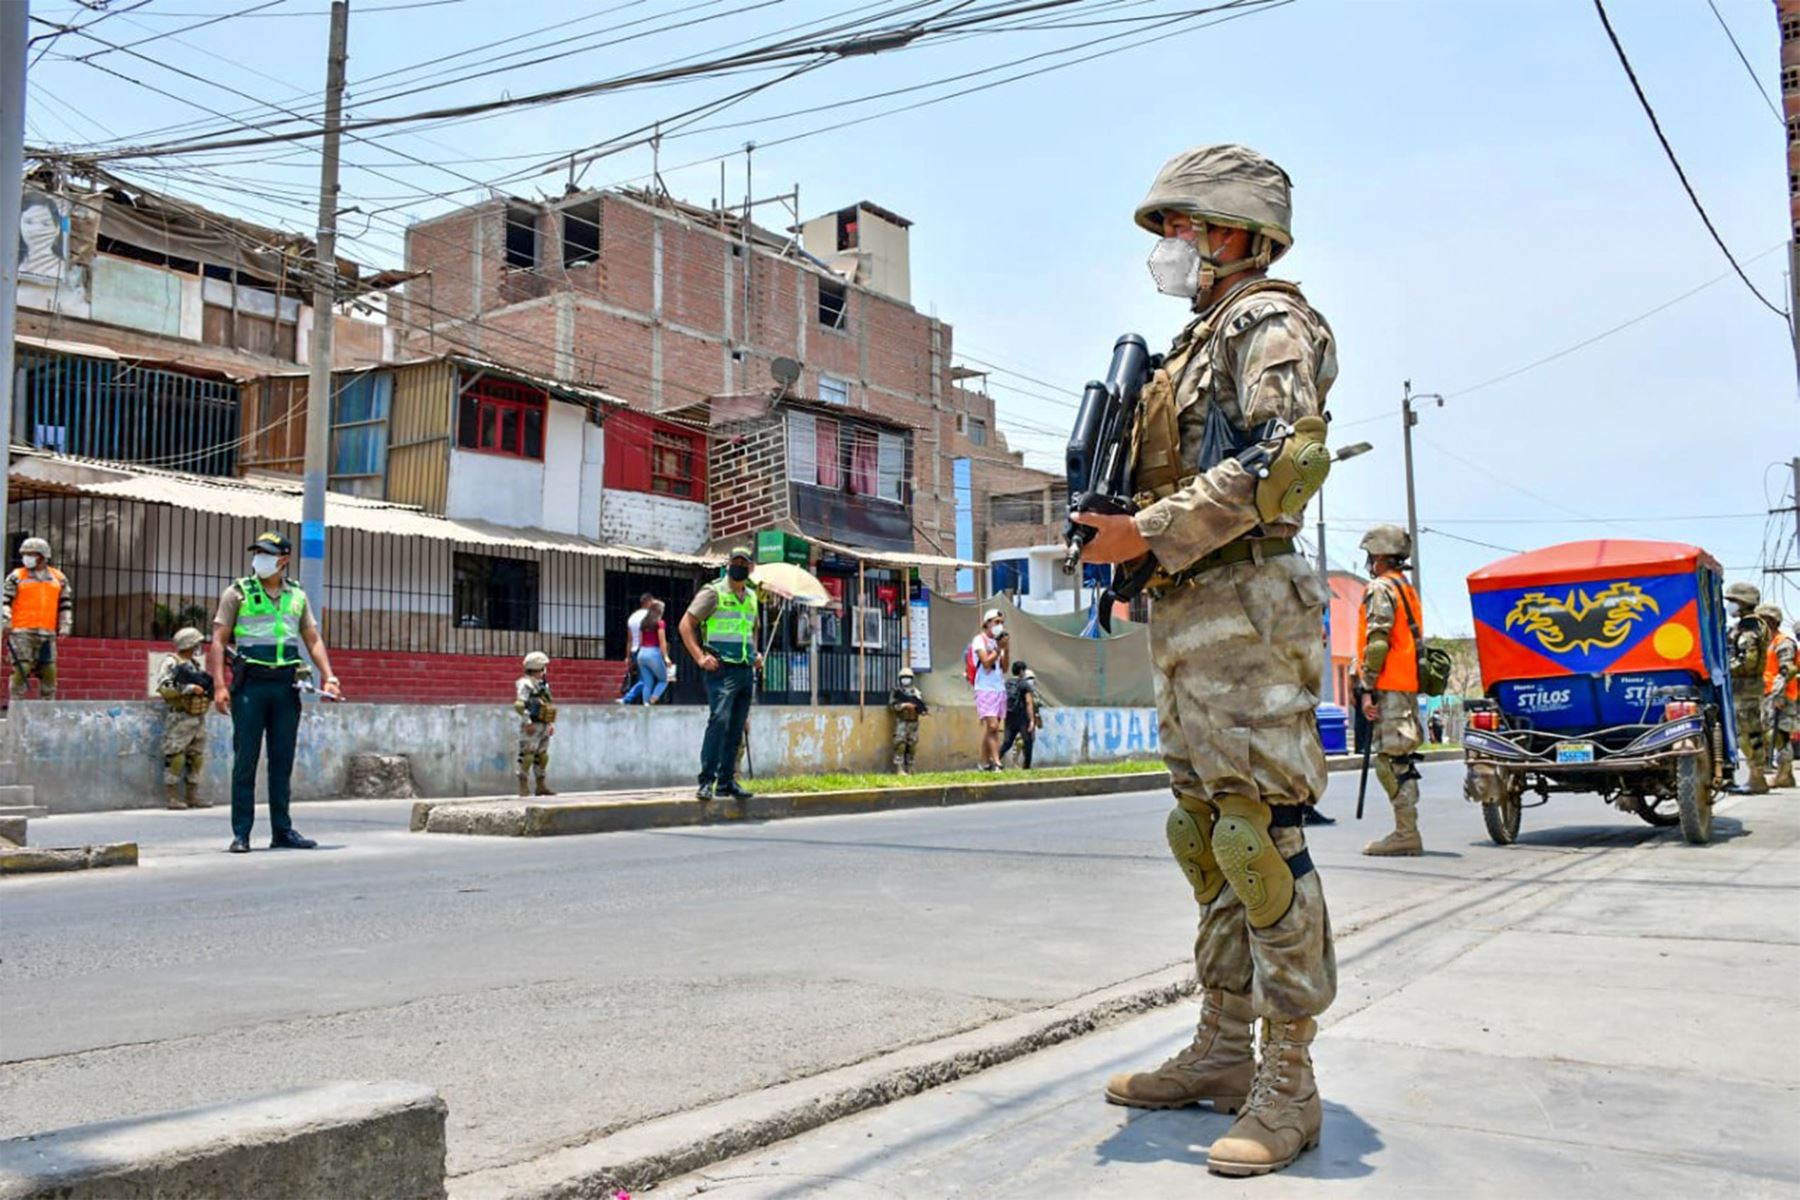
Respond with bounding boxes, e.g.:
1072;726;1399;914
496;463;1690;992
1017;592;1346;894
1001;662;1041;769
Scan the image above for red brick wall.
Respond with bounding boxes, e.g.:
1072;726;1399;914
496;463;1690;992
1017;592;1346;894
8;638;629;705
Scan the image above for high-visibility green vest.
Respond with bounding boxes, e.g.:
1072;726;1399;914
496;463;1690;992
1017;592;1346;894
703;581;758;665
233;576;307;667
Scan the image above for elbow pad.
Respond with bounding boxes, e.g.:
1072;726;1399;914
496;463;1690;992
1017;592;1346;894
1254;416;1331;523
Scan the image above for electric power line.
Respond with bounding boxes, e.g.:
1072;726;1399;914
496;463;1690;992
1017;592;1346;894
1703;0;1782;124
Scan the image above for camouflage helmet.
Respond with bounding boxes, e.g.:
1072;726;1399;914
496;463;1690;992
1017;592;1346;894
1724;581;1761;607
1359;524;1412;559
172;627;205;652
19;537;50;559
1756;603;1784;627
1135;144;1294;260
898;667;915;681
523;651;550;672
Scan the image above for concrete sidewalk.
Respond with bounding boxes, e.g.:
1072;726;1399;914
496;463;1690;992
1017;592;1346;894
657;790;1800;1199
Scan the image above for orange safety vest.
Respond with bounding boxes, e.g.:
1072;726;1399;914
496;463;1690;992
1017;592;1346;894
1358;571;1420;693
8;567;67;633
1766;632;1800;702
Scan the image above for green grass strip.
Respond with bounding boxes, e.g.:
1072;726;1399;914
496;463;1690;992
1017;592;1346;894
748;759;1168;794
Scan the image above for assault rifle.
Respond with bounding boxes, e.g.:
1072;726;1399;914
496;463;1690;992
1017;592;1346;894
172;659;215;697
1062;334;1158;628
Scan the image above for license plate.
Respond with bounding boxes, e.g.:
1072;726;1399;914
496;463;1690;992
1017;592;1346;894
1555;742;1595;764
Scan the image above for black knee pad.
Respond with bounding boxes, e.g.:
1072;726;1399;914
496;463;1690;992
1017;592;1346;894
1396;754;1423;784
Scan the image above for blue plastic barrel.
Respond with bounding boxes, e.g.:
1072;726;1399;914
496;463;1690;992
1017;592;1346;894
1315;703;1349;756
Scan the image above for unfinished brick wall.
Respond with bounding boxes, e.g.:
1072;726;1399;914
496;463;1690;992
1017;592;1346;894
707;416;790;544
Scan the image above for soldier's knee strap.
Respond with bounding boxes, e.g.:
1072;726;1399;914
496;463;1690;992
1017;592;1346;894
1396;754;1423;784
1165;804;1225;905
1212;795;1313;929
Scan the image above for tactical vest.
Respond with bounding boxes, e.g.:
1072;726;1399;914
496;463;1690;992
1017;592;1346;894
1359;572;1421;694
1131;278;1317;507
703;581;758;665
233;575;307;668
1767;632;1799;701
8;567;67;632
1732;620;1769;681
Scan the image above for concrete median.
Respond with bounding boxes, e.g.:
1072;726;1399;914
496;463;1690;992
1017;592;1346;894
0;1081;447;1200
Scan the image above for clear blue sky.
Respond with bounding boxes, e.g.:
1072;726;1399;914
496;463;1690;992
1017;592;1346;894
23;0;1799;633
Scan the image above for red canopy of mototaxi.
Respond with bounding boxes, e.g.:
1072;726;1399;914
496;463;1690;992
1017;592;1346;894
1467;539;1718;593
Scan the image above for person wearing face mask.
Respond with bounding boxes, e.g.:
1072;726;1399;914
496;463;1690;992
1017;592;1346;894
1354;526;1427;857
1725;581;1770;795
1077;145;1339;1178
209;532;342;853
3;537;73;702
1760;605;1797;789
680;546;763;802
969;610;1010;770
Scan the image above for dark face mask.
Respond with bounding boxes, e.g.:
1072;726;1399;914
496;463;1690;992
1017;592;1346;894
728;563;751;582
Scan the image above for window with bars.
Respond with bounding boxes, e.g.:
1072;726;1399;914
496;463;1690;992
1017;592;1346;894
1787;14;1800;43
651;429;703;499
454;552;540;632
456;374;546;460
1785;64;1800;94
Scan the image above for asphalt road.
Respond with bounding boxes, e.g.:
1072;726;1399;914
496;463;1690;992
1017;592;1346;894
0;763;1696;1179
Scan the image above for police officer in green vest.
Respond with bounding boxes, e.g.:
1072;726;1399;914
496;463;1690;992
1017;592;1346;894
208;531;342;853
679;546;763;801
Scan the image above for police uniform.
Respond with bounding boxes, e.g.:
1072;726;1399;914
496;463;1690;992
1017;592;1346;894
688;550;760;800
1726;582;1769;794
155;628;212;809
1101;145;1337;1178
1761;606;1796;789
1356;535;1427;856
890;673;927;774
216;533;324;850
514;653;557;796
3;538;73;700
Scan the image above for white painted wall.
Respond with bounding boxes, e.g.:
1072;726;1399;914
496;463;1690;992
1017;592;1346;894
599;490;709;553
538;401;601;537
445;448;547;528
992;544;1083;616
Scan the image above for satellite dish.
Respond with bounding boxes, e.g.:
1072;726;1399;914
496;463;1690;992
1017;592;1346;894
770;357;802;387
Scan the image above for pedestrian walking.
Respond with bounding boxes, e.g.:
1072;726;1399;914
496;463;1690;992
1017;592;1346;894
680;546;761;801
968;609;1009;770
1077;144;1338;1176
155;627;214;809
3;536;72;700
619;595;673;705
1000;662;1040;769
209;531;340;853
1428;711;1446;745
1357;525;1428;857
890;667;929;774
515;651;557;796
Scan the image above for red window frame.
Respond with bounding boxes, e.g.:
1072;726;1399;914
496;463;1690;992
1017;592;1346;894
651;428;704;501
457;374;546;460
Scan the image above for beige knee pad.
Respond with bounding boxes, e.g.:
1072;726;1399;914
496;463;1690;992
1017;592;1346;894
1166;801;1225;905
1212;795;1300;930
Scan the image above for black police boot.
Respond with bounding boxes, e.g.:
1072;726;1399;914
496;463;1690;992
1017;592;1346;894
696;781;715;801
270;829;318;850
718;782;754;801
228;837;251;854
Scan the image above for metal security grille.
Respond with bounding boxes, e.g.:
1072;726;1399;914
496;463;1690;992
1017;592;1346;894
15;348;240;476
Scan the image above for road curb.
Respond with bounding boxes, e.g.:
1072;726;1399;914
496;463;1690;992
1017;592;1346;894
448;966;1198;1200
0;842;138;876
413;749;1465;838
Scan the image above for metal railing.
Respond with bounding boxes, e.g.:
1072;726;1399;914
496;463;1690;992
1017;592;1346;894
15;347;240;476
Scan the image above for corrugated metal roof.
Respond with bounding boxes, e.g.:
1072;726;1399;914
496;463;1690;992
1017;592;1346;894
7;450;722;568
808;536;983;571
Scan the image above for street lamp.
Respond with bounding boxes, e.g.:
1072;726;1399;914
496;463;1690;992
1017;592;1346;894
1401;381;1443;596
1316;440;1373;705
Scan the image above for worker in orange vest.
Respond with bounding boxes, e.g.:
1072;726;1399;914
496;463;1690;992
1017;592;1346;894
3;537;74;701
1761;605;1797;789
1355;525;1426;856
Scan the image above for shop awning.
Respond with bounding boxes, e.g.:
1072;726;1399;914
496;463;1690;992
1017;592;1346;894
807;536;984;571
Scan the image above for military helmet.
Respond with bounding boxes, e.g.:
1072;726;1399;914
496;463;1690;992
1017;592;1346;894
19;537;50;559
1359;524;1411;559
1724;581;1761;607
172;627;205;652
1135;143;1294;258
898;668;915;681
523;651;550;672
1756;603;1784;626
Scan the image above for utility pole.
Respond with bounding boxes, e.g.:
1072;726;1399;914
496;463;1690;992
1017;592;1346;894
300;0;349;641
1400;381;1442;597
0;1;29;565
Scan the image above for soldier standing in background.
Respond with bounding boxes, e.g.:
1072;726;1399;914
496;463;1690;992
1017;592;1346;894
515;651;557;797
155;627;213;809
1726;582;1769;795
1760;605;1796;789
890;667;928;775
1356;525;1427;857
1077;144;1338;1177
3;536;73;700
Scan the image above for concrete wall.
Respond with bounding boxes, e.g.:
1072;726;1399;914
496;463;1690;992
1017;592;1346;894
599;489;709;553
9;700;1161;813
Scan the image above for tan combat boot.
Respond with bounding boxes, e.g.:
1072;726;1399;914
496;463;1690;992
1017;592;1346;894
534;774;555;796
1772;744;1795;790
516;774;531;797
165;782;187;810
1105;989;1254;1111
1207;1016;1322;1177
1364;791;1423;857
185;779;211;808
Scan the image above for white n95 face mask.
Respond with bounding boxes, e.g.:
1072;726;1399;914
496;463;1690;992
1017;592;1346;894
1147;236;1204;298
21;555;40;569
251;553;281;579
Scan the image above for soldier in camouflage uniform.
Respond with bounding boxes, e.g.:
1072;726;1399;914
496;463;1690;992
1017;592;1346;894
1077;144;1338;1178
155;627;213;809
1759;605;1796;789
3;537;74;700
1356;526;1427;856
890;667;928;774
514;651;557;796
1726;582;1769;795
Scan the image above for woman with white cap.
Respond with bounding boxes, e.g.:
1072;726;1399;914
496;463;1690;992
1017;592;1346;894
969;608;1010;770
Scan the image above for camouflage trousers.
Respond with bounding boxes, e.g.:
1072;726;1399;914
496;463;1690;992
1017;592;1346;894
1766;696;1796;741
6;630;57;700
893;718;919;767
518;722;551;776
1371;689;1424;809
161;710;207;785
1151;557;1337;1021
1735;688;1767;773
